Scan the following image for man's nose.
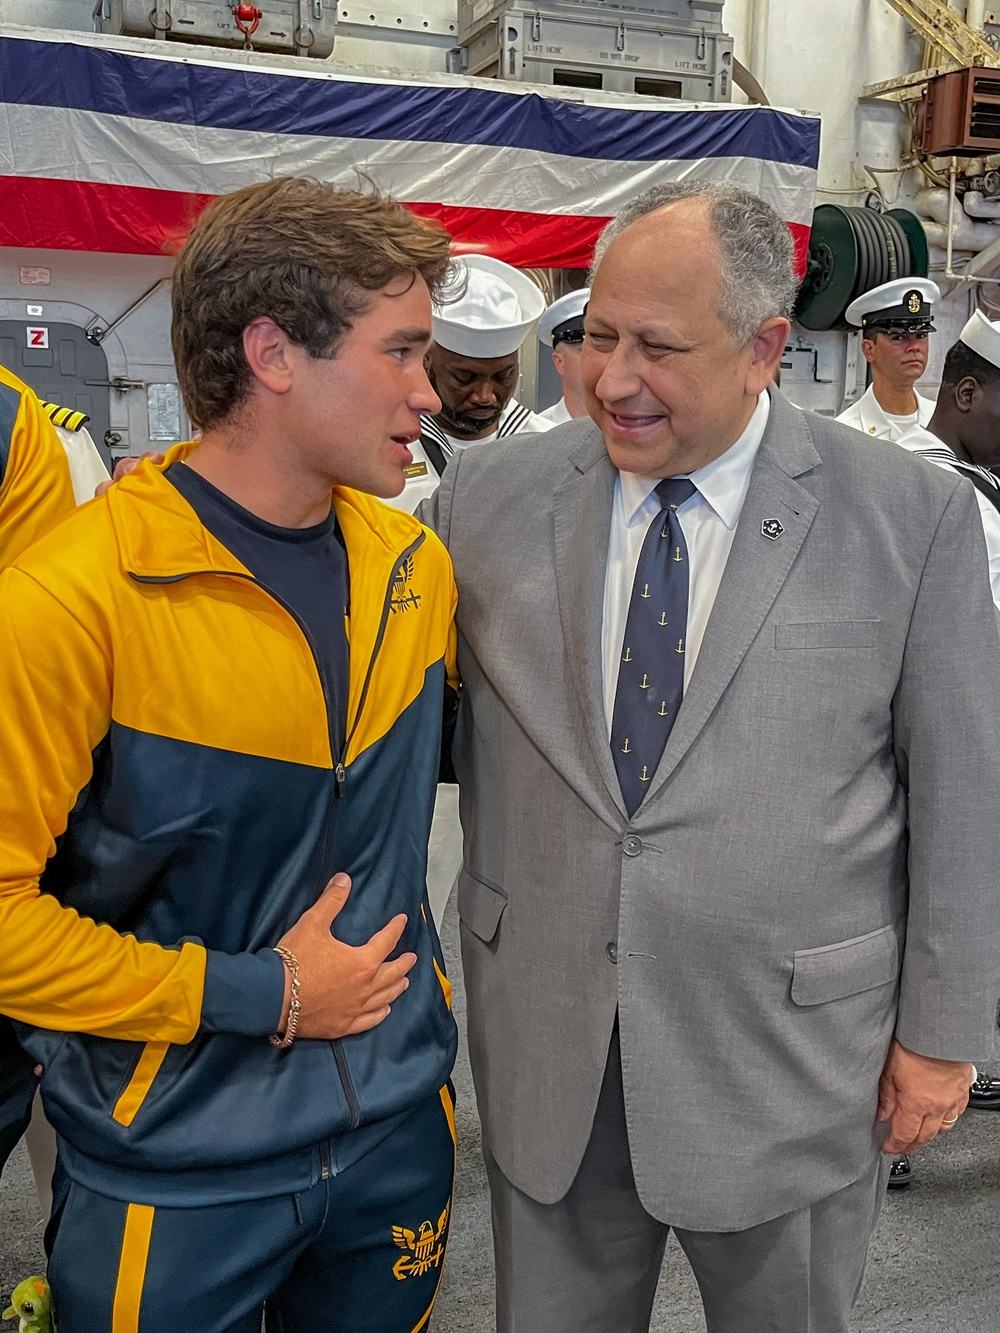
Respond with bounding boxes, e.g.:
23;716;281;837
468;381;499;406
594;345;642;404
412;366;441;416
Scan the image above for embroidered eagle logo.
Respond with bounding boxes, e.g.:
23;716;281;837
391;1203;450;1280
390;555;422;613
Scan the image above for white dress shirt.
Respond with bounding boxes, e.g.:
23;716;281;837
538;397;573;425
53;422;110;504
895;422;1000;609
836;384;934;442
602;393;769;732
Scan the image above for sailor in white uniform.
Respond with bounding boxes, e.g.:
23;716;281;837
896;309;1000;609
537;287;590;425
383;255;552;516
836;278;939;441
41;401;110;502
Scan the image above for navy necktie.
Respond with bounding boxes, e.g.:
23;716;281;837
611;477;696;816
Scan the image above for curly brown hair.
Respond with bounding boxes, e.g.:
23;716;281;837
171;177;453;429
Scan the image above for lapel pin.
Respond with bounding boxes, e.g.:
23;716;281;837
761;518;784;541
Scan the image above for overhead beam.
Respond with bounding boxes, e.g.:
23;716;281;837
877;0;1000;68
860;64;953;100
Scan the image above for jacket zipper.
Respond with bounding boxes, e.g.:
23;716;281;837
328;530;426;1130
131;528;427;1136
333;530;426;795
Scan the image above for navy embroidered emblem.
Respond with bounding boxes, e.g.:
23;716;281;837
391;1204;449;1280
761;518;784;541
390;554;422;613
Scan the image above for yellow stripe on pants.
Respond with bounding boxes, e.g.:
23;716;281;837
112;1203;155;1333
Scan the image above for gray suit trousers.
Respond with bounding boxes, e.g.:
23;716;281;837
488;1028;890;1333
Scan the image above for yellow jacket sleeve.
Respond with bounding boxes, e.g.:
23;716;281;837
0;565;207;1043
0;371;76;568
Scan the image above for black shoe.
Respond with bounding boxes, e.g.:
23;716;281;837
887;1155;911;1190
968;1073;1000;1110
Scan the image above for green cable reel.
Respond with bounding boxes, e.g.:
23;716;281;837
794;205;929;332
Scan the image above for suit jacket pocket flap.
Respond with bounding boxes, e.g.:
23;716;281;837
457;869;507;943
791;924;899;1006
775;620;881;650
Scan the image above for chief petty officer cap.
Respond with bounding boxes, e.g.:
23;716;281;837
959;307;1000;369
537;287;590;348
844;277;941;334
432;255;546;359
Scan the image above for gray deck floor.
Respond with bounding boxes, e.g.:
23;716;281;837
3;896;999;1330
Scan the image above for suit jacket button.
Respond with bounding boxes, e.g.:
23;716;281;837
623;835;643;857
606;942;618;964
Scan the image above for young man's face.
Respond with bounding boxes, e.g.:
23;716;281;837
287;273;441;498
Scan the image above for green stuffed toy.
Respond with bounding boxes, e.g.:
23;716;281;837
2;1277;52;1333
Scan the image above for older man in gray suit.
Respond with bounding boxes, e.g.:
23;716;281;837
423;181;1000;1332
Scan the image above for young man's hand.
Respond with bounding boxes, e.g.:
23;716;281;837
276;873;416;1039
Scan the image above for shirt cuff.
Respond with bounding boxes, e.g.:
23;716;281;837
200;949;286;1037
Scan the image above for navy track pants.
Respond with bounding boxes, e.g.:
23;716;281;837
47;1085;456;1333
0;1017;35;1175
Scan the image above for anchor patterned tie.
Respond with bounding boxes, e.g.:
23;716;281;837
611;477;697;816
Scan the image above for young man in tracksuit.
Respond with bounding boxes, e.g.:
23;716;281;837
0;364;77;1177
0;177;460;1332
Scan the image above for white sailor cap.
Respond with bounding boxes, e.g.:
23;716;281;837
844;277;940;333
959;308;1000;369
432;255;546;359
537;288;590;347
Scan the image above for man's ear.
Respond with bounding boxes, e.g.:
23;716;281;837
242;317;295;396
551;347;566;377
861;337;877;366
954;376;980;414
746;317;790;397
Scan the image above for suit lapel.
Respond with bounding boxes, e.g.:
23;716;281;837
641;391;821;805
552;427;628;820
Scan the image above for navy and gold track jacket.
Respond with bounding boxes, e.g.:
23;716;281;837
0;444;459;1205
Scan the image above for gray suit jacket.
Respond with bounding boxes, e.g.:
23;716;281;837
423;388;1000;1231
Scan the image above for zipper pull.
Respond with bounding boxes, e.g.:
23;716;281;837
334;762;346;796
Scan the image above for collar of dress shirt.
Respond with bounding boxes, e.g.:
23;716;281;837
617;391;770;529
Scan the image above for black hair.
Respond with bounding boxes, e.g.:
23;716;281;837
940;339;1000;393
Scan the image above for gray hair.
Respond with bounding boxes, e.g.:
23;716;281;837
589;181;799;346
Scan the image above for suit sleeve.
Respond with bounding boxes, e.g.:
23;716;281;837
415;452;462;547
417;463;463;780
0;381;76;568
893;481;1000;1062
0;566;283;1044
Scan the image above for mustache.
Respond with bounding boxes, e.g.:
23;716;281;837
437;402;504;436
